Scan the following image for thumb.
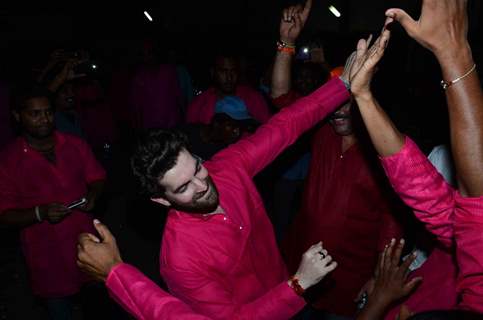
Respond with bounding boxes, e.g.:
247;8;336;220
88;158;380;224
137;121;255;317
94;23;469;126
93;219;114;243
385;8;417;37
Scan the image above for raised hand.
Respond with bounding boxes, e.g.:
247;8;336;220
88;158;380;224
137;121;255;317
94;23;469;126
279;0;312;45
386;0;468;60
77;220;123;282
350;25;391;98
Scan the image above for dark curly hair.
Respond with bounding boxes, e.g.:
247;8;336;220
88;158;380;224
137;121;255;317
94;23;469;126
131;129;190;198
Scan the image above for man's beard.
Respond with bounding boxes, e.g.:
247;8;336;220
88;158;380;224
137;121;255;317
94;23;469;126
171;175;220;214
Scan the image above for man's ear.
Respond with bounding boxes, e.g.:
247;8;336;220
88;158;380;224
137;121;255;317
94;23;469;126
151;197;171;207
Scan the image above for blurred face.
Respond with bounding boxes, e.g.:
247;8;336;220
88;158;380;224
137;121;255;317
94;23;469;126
55;83;76;111
15;97;55;139
294;66;323;96
329;102;353;136
214;57;239;95
152;149;219;214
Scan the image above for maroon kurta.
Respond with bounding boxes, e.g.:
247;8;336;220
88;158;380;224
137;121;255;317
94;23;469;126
284;124;402;316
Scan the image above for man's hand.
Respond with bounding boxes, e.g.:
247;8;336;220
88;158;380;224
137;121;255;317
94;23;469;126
343;21;391;99
386;0;469;61
279;0;312;45
293;242;337;290
77;220;123;282
370;239;422;307
40;203;71;224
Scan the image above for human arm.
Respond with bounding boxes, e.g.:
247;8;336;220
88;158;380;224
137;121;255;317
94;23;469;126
161;242;336;320
78;221;211;320
386;0;483;197
454;194;483;313
350;26;456;247
271;0;312;100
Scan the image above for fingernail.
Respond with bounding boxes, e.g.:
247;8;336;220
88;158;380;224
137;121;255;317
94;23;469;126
94;219;100;224
399;238;405;244
391;238;396;244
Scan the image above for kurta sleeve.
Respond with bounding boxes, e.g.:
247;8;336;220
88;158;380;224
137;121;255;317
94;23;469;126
106;263;212;320
454;193;483;313
211;77;349;177
380;137;456;247
161;264;305;320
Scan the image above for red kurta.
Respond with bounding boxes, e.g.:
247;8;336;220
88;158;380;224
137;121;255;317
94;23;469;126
284;124;402;316
0;132;106;297
158;78;350;320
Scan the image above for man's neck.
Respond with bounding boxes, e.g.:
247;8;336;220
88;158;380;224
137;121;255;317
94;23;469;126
341;134;357;153
203;205;225;217
24;133;55;152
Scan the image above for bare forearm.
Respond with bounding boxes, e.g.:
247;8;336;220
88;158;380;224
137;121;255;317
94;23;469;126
354;93;405;157
271;51;293;101
0;208;40;227
436;46;483;196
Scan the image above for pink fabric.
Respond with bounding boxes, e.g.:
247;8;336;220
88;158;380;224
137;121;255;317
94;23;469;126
0;132;106;297
380;137;483;314
384;246;458;319
158;78;349;320
186;85;271;124
283;125;403;316
380;137;455;248
454;193;483;313
130;64;182;129
107;263;212;320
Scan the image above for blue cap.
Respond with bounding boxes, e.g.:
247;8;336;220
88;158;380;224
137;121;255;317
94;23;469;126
215;96;252;120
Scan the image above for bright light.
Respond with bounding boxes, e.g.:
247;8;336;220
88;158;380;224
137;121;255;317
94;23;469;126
91;64;97;69
303;47;309;54
328;5;341;18
144;11;153;22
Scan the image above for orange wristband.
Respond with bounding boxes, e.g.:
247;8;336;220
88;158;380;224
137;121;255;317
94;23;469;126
288;276;305;296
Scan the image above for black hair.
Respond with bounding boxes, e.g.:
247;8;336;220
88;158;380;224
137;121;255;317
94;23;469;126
408;310;483;320
131;129;190;198
10;84;53;112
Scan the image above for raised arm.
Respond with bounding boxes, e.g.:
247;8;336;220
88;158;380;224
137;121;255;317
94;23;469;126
350;26;455;247
386;0;483;197
271;0;312;100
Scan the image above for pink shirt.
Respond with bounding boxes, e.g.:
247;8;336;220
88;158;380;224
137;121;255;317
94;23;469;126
381;137;483;313
0;132;106;297
186;85;271;124
107;263;212;320
105;77;348;320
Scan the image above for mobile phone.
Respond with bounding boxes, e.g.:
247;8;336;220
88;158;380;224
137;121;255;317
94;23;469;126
67;198;87;210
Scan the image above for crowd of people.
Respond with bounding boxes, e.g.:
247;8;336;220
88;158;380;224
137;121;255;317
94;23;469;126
1;0;483;319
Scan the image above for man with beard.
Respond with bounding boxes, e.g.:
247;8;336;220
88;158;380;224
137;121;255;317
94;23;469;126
75;27;393;320
273;2;402;319
0;85;106;319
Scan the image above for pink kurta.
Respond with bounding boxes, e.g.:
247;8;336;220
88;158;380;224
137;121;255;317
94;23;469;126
381;137;483;314
107;263;212;320
161;78;349;320
186;85;271;124
0;132;106;297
